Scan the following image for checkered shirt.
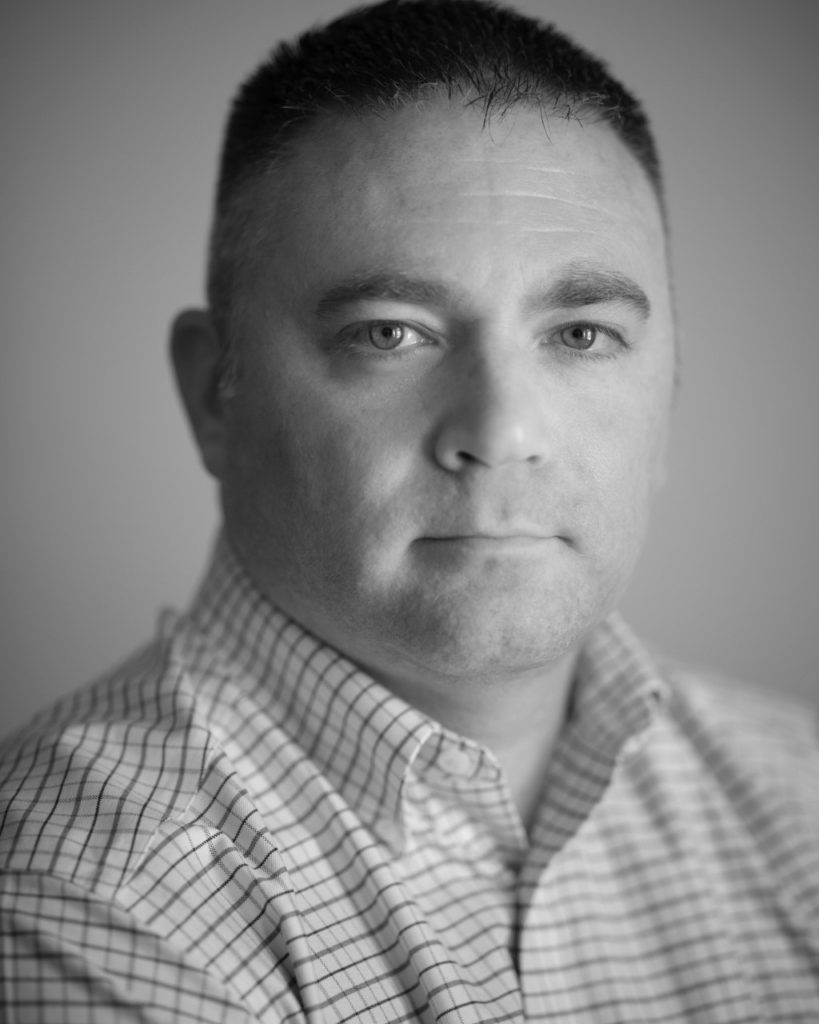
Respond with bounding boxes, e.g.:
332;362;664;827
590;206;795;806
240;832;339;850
2;536;818;1022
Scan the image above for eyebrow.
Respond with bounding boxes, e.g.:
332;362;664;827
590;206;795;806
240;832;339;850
526;262;651;320
315;273;459;319
314;263;650;321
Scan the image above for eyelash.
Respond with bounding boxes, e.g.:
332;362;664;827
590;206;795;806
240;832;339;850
335;319;628;361
554;321;627;361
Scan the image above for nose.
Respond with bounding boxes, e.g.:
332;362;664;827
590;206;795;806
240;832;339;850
432;349;552;472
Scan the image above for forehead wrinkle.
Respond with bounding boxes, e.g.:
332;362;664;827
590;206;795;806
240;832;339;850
521;227;599;236
403;218;599;234
458;158;570;168
461;191;603;211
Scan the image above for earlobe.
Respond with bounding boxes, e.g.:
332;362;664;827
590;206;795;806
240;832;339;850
169;309;228;481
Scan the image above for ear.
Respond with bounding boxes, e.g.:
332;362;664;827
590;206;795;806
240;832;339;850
170;309;228;480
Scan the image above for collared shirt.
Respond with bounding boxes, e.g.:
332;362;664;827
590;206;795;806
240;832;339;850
1;538;818;1022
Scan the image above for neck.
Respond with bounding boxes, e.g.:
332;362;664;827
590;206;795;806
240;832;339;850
378;653;577;830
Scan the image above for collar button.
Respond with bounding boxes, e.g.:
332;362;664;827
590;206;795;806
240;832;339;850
436;746;476;777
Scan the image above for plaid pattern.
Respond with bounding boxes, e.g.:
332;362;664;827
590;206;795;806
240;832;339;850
2;537;818;1022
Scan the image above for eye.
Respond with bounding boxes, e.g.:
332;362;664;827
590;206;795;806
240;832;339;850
558;324;598;350
362;321;430;352
368;322;410;350
331;319;437;360
549;321;626;359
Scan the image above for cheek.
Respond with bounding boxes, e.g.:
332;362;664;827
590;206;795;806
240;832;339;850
577;386;669;525
226;380;411;549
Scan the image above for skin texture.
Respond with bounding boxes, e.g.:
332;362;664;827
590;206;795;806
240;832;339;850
173;99;675;820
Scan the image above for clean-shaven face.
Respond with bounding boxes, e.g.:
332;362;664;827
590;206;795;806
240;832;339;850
219;99;675;692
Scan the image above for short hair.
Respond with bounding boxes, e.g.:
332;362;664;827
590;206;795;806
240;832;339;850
207;0;664;381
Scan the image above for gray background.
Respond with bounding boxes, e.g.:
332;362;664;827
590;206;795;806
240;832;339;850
2;0;817;737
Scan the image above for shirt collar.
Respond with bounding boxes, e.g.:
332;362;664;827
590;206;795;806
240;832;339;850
568;612;669;762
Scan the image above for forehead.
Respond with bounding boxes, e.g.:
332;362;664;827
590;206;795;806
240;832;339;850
249;99;668;309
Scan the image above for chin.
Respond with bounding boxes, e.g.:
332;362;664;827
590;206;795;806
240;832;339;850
376;584;609;683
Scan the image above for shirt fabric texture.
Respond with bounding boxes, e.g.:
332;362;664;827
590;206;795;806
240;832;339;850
1;537;818;1022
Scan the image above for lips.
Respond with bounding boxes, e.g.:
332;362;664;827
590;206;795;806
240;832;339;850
424;533;550;541
422;526;557;541
419;534;563;553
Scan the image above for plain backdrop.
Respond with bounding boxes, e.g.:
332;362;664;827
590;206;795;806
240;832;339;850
2;0;818;738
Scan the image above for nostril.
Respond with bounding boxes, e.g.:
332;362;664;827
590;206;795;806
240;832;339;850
456;450;481;465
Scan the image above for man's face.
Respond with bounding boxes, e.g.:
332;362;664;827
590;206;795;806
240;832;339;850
218;99;675;691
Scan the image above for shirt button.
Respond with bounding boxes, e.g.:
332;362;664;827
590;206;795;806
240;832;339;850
436;746;476;777
620;735;644;760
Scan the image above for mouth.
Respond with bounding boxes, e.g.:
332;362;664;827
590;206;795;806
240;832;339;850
420;534;561;551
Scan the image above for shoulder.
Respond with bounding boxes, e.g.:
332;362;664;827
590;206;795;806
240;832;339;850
0;619;218;899
662;659;818;786
657;659;819;913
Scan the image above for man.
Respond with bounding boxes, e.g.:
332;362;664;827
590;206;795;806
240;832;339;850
1;0;816;1020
